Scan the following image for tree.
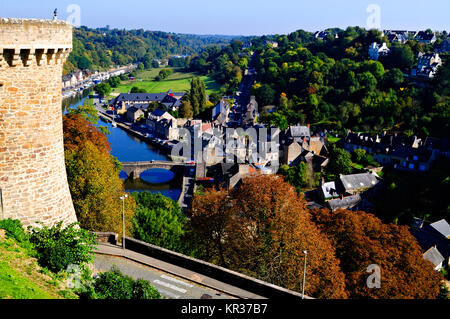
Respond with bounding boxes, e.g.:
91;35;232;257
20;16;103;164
208;92;221;106
63;114;136;236
310;208;443;299
357;71;377;93
130;86;147;93
254;84;276;106
189;77;207;116
95;82;112;97
179;99;194;118
382;68;404;89
29;221;96;273
189;175;348;299
67;99;100;125
151;60;160;68
189;189;234;265
92;266;161;299
131;192;186;252
108;76;121;88
351;148;367;164
389;45;415;71
327;146;353;176
278;162;313;192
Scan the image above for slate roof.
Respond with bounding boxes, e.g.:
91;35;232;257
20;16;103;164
391;145;433;163
111;91;187;107
289;126;310;138
423;246;445;268
415;31;435;41
409;227;450;260
327;194;362;210
150;108;167;117
339;173;379;193
430;219;450;239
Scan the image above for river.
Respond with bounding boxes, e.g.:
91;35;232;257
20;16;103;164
64;95;181;202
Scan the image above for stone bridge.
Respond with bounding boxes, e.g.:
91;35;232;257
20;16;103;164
121;160;192;180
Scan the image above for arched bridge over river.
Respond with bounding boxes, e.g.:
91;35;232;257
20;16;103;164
121;160;193;180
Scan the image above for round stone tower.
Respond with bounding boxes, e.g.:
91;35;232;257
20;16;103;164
0;18;77;227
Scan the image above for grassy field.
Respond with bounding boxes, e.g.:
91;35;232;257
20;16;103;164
113;67;221;95
0;231;76;299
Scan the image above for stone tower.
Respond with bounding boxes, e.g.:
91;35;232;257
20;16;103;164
0;18;77;227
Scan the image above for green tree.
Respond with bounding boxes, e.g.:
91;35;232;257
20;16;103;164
327;146;353;175
95;82;112;98
151;60;160;68
28;221;96;273
179;99;194;118
92;266;161;299
131;192;186;252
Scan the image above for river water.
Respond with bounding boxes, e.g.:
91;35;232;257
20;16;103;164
64;95;181;201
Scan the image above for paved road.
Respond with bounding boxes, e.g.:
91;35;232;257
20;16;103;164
94;254;235;299
94;244;265;299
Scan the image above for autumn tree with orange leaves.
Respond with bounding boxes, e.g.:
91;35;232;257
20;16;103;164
189;175;348;299
63;114;135;236
310;208;443;299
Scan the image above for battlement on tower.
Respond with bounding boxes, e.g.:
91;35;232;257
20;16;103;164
0;18;77;227
0;18;72;68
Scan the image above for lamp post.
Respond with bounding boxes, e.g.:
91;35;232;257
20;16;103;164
302;250;307;299
119;194;128;249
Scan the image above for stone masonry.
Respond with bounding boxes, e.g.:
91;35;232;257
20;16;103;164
0;18;77;227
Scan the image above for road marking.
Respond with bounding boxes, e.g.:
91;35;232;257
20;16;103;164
157;288;180;299
153;279;187;294
160;274;194;288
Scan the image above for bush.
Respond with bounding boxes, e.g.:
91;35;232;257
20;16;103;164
93;266;161;299
0;218;28;243
28;222;96;273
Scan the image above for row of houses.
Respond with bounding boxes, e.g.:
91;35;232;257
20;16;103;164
109;90;187;120
340;131;450;172
382;30;439;44
63;65;133;90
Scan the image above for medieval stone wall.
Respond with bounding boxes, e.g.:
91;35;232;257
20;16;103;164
0;18;77;227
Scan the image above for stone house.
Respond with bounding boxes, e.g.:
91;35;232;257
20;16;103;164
411;52;442;78
146;108;178;140
126;106;144;122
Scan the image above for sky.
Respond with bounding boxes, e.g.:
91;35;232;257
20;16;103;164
0;0;449;36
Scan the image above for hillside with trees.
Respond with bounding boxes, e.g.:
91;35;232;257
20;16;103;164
249;28;449;138
63;26;246;74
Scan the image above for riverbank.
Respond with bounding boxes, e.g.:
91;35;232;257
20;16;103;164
98;111;176;155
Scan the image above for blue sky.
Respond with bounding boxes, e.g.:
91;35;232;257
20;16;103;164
0;0;448;35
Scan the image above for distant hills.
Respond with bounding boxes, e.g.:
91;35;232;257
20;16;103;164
63;26;248;74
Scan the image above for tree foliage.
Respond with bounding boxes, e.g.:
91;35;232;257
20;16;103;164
310;208;443;299
63;114;136;236
28;222;96;273
131;192;186;251
189;175;348;298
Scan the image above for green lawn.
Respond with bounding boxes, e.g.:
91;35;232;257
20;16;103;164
113;67;221;95
327;134;341;144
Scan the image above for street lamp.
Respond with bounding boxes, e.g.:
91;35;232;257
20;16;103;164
119;194;128;249
302;250;307;299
